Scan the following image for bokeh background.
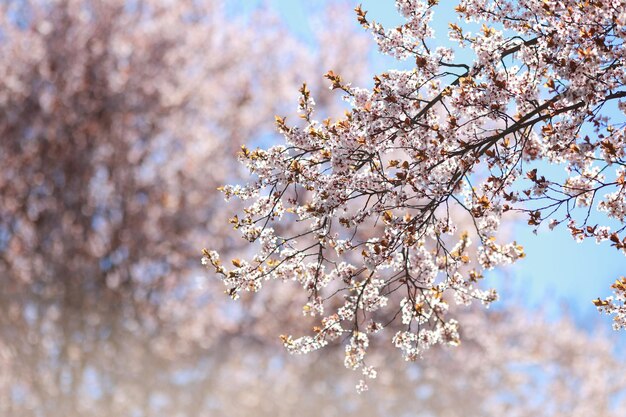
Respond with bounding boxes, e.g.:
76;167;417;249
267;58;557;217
0;1;624;416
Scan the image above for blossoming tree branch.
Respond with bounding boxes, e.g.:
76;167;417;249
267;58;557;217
204;0;626;389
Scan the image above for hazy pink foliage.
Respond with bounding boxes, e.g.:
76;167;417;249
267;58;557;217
0;0;372;414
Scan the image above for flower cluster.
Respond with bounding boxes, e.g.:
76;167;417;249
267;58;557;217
595;277;626;329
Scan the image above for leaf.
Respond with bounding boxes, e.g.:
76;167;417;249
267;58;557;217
593;298;609;307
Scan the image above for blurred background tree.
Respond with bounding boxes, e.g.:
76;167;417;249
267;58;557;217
0;0;371;414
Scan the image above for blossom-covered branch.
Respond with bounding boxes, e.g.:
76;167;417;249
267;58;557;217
206;0;626;388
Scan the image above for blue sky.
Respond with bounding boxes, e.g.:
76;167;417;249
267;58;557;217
251;0;624;323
